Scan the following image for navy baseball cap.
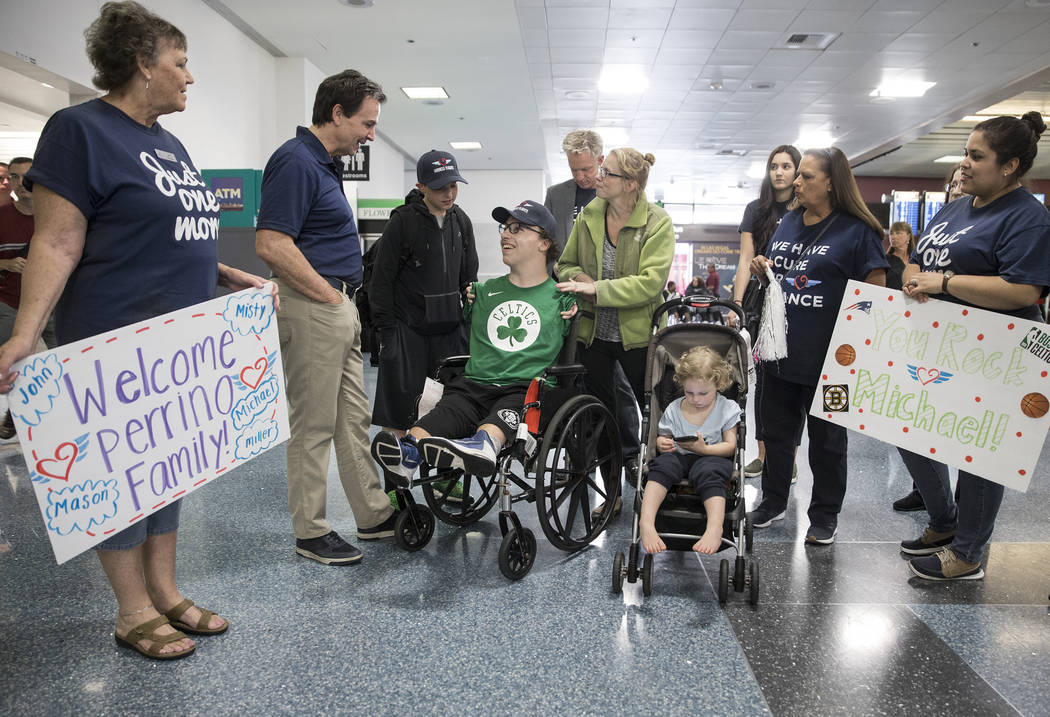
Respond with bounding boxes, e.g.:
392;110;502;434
491;200;557;238
416;149;468;189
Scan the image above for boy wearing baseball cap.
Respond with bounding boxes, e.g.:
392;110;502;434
371;200;577;480
370;150;477;465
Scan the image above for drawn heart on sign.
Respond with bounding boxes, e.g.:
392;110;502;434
239;357;269;390
916;367;941;385
36;442;78;481
793;275;809;290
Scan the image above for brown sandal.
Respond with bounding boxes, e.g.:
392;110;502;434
114;615;195;661
164;598;228;635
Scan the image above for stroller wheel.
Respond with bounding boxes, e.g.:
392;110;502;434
744;513;754;554
394;505;435;552
612;550;625;594
498;527;537;581
627;543;640;583
718;558;730;605
734;555;746;593
641;553;654;597
749;560;760;606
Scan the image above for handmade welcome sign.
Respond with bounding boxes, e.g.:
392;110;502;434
9;286;289;564
810;280;1050;492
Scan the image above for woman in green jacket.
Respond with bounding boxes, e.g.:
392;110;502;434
556;148;675;508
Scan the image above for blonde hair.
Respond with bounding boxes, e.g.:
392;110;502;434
674;347;732;392
562;130;603;158
607;147;656;192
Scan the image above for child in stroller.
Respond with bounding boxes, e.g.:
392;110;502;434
641;346;738;555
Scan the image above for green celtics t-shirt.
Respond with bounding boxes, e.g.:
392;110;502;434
464;275;576;385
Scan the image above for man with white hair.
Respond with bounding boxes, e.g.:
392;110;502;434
543;130;603;252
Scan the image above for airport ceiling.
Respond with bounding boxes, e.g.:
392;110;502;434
6;0;1050;204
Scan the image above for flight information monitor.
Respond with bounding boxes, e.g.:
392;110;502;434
890;190;921;233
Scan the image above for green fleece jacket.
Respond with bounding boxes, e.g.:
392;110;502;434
555;194;674;350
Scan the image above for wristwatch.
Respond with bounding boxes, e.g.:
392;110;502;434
941;270;955;294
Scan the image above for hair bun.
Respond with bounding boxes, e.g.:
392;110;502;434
1021;111;1046;142
643;153;656;166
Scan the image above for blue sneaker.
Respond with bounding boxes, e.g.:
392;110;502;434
418;431;498;477
370;431;421;489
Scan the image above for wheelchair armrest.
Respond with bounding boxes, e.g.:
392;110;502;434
436;355;470;371
545;363;586;378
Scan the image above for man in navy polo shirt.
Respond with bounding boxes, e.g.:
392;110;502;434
256;70;395;565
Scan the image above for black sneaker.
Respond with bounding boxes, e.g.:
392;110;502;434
295;531;362;565
804;524;837;545
892;490;926;512
748;506;785;529
0;411;16;440
624;456;641;488
356;511;397;540
900;527;954;555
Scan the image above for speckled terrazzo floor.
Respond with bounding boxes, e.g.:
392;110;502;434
1;360;1047;716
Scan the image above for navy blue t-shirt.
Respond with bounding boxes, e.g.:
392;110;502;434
738;198;789;253
257;127;362;285
764;210;888;385
26;99;219;343
911;187;1050;320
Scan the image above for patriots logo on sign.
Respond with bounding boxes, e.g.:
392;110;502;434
843;301;872;313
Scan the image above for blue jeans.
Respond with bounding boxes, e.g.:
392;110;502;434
95;500;182;551
897;448;1004;563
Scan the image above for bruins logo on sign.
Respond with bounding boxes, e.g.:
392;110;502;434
822;384;849;412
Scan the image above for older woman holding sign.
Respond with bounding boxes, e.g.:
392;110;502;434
0;2;273;659
899;112;1050;581
747;147;887;545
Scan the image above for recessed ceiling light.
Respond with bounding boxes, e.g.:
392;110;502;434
749;81;775;90
598;65;648;95
869;80;935;98
934;155;964;163
41;82;54;89
450;141;482;150
401;87;448;100
338;0;375;7
564;90;592;100
795;130;835;148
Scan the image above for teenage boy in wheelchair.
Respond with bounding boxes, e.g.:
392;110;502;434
371;200;577;483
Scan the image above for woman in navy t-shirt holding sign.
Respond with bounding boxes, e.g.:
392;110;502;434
0;2;274;660
899;112;1050;581
747;148;888;545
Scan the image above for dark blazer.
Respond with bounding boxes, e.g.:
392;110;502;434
543;177;580;251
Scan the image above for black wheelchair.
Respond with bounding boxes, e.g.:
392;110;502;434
382;317;623;580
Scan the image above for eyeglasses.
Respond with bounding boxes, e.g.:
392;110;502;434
598;166;626;180
499;222;543;236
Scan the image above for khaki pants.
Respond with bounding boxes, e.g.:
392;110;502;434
275;278;392;539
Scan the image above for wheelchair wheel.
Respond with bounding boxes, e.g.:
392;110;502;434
641;553;654;597
718;558;729;605
749;560;760;606
394;504;435;552
498;527;536;581
422;467;499;527
612;550;625;594
535;395;622;551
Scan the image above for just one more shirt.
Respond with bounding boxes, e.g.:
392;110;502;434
27;99;219;343
911;187;1050;321
463;275;576;386
763;210;888;385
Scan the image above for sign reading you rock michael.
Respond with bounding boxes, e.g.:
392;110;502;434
811;281;1050;492
9;287;289;564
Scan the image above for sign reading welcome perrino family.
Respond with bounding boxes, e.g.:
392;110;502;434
810;280;1050;492
8;287;289;564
